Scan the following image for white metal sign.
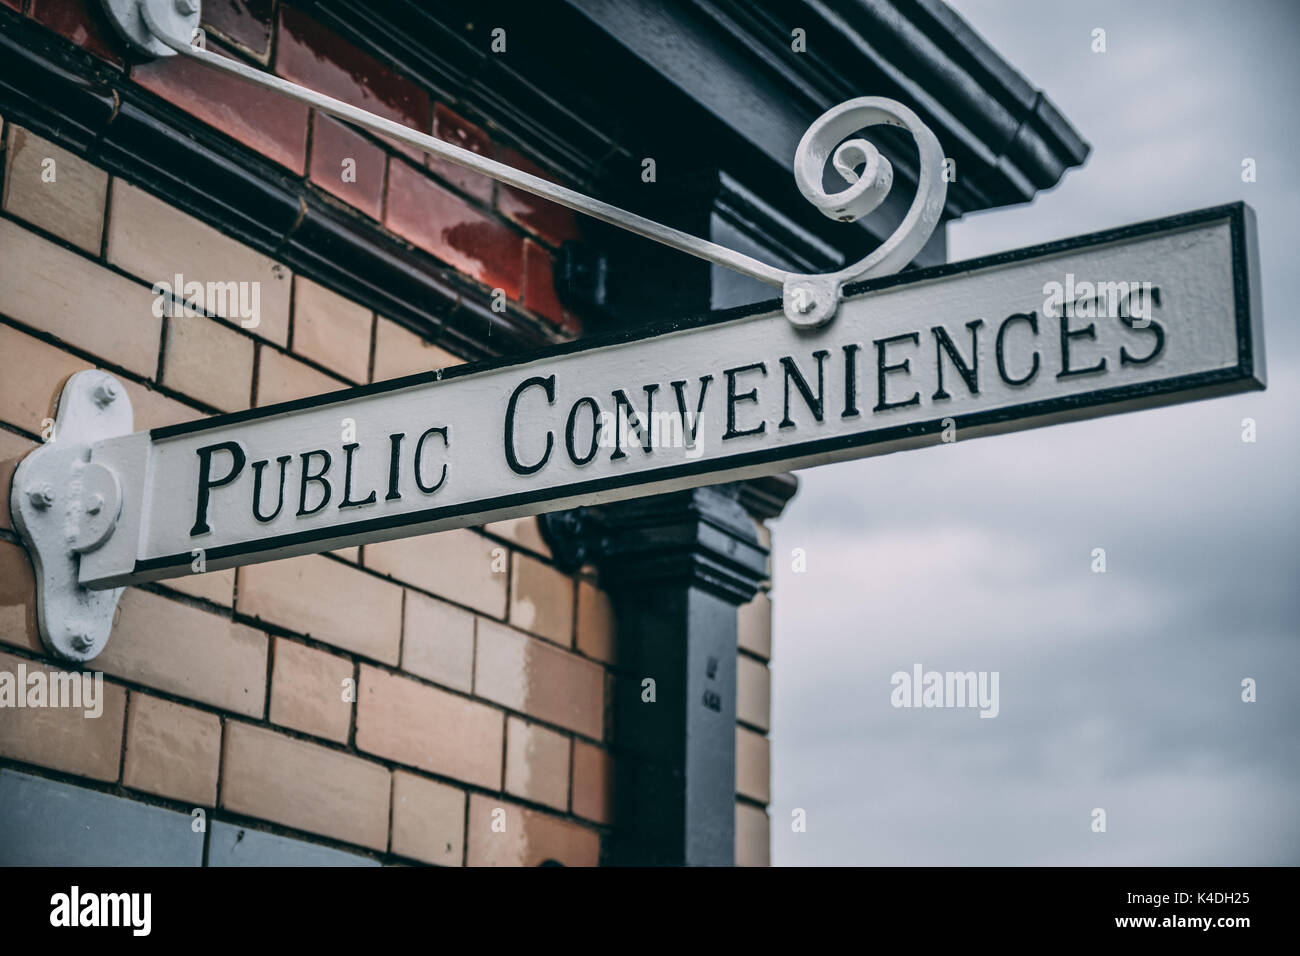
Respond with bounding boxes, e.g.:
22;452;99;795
89;202;1263;583
11;203;1264;658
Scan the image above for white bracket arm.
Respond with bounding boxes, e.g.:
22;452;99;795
101;0;947;328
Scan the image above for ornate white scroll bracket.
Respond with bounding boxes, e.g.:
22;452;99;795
102;0;947;328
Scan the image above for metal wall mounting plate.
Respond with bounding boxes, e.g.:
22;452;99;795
9;372;133;662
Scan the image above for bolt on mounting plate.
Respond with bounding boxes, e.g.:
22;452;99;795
9;371;133;662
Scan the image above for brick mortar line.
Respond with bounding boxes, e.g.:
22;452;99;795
0;567;643;765
135;571;612;723
0;645;616;837
0;206;385;392
0;639;616;817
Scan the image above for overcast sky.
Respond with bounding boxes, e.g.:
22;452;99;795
771;0;1300;865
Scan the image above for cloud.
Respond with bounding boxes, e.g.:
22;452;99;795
770;0;1300;865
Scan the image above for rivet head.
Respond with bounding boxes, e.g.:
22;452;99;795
86;494;105;516
69;631;93;652
27;484;55;510
92;379;119;407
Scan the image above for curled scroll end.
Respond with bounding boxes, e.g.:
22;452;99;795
784;96;948;327
101;0;199;57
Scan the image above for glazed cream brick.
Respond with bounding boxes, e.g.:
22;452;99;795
575;580;616;664
466;794;599;867
474;619;604;740
122;692;221;805
0;219;161;377
391;770;466;866
736;726;770;804
0;540;41;653
118;380;205;433
401;589;475;693
106;180;291;345
736;802;770;867
291;276;373;383
161;315;255;412
98;588;268;717
256;344;348;406
3;126;108;253
738;589;772;660
270;637;354;743
571;739;612;824
371;316;462;382
509;552;573;647
0;326;91;434
161;568;235;607
237;554;402;665
483;516;551;558
0;430;39;532
737;654;771;732
221;721;390;851
504;715;570;812
0;650;126;781
364;528;507;618
357;665;503;789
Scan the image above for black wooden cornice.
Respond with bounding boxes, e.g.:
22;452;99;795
306;0;1087;274
0;10;557;363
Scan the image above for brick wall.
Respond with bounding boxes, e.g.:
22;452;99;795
0;0;775;866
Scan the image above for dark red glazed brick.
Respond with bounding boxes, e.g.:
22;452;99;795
29;0;125;67
309;113;387;219
496;146;581;247
386;159;523;300
523;240;568;327
201;0;273;62
132;44;309;173
275;4;429;159
428;104;494;204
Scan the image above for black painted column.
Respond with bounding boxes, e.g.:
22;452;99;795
594;483;768;866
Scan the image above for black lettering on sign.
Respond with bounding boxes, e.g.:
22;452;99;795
251;455;291;523
874;332;921;412
1119;286;1165;366
932;319;983;400
723;362;767;440
339;442;378;509
504;375;555;475
191;440;246;536
296;449;332;517
1058;309;1107;379
413;427;449;494
565;396;601;466
779;350;830;429
996;312;1040;387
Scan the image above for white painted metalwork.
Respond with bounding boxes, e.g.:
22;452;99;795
101;0;947;328
9;372;134;661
